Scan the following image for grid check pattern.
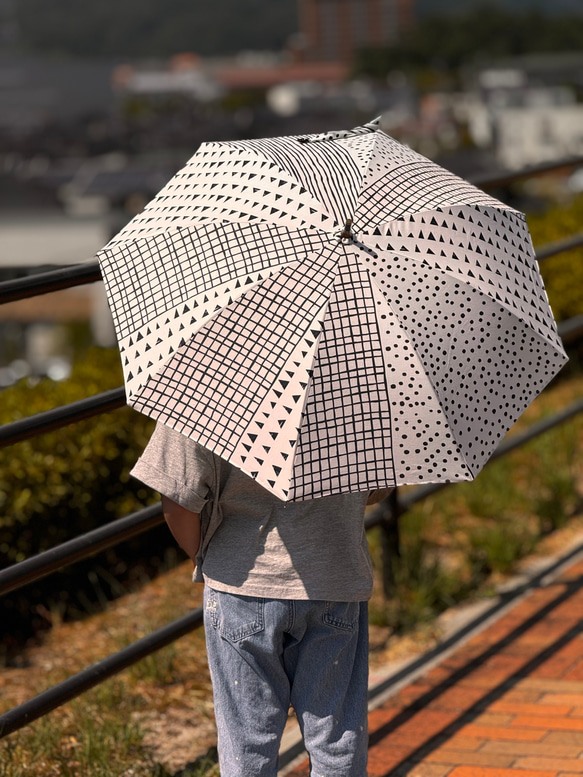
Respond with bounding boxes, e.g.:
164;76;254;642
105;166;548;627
100;221;326;340
132;244;341;475
290;248;394;500
355;161;504;228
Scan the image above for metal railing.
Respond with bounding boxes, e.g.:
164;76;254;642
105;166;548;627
1;153;583;739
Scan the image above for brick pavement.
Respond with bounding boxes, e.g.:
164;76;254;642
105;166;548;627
285;558;583;777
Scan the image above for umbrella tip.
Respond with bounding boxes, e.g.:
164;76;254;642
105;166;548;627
339;218;353;241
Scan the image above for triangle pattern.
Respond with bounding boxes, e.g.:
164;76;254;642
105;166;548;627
131;242;344;479
229;299;327;500
360;204;562;351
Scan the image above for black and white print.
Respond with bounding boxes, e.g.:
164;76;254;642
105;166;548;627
98;119;568;500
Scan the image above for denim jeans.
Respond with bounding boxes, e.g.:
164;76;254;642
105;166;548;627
203;586;369;777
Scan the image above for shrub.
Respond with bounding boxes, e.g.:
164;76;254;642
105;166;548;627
0;348;156;566
0;348;164;647
527;193;583;323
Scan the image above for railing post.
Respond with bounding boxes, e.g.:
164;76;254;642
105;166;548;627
380;489;401;598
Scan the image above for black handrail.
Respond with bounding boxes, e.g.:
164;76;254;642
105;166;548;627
0;503;164;597
469;154;583;189
556;314;583;346
536;233;583;263
0;607;204;738
0;262;102;305
0;387;126;447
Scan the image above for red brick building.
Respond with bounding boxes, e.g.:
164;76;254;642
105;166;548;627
297;0;414;63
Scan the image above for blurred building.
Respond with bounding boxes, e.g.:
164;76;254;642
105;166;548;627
112;53;223;103
0;209;116;383
462;54;583;170
296;0;414;63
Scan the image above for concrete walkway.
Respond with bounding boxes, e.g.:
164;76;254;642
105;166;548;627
282;539;583;777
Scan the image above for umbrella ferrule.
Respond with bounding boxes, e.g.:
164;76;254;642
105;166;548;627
339;219;353;241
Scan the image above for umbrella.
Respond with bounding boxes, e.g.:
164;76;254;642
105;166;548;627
97;117;568;501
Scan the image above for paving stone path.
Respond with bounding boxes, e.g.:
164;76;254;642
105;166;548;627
286;556;583;777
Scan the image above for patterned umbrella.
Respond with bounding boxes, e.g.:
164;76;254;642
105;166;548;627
97;118;567;501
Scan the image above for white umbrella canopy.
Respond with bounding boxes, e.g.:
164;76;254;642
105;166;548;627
97;118;568;501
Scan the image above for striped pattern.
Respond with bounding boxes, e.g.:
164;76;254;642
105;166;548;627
229;134;365;229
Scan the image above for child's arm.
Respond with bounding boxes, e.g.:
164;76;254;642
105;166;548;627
161;495;201;563
367;488;394;505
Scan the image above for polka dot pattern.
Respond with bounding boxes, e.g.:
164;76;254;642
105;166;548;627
361;204;560;351
364;251;566;477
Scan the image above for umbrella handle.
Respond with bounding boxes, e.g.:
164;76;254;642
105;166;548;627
339;219;353;241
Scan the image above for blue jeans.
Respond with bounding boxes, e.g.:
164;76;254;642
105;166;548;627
203;586;369;777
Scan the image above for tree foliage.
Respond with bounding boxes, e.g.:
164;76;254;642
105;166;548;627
0;348;157;567
356;4;583;76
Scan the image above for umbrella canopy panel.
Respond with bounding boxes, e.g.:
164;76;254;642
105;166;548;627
98;122;567;501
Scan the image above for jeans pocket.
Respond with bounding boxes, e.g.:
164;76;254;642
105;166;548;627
322;600;359;631
209;588;265;642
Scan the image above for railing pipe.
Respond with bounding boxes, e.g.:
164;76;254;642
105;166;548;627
558;314;583;346
0;387;126;447
380;489;401;596
535;233;583;263
0;262;101;305
0;504;164;598
0;607;203;738
469;155;583;189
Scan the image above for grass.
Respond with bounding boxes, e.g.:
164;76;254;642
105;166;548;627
1;373;582;775
0;680;148;777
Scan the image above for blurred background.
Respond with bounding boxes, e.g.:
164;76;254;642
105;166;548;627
1;2;583;749
1;0;583;385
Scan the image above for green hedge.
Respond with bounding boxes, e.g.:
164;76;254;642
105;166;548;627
527;193;583;323
0;348;157;568
0;348;167;648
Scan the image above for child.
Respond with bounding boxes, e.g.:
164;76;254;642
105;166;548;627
132;421;391;777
